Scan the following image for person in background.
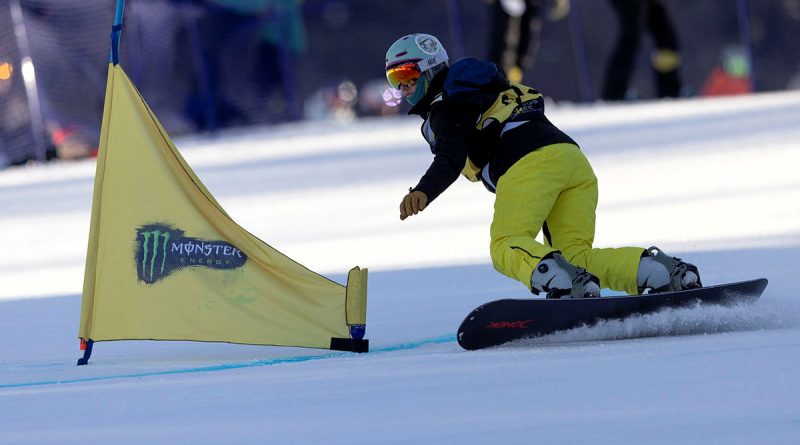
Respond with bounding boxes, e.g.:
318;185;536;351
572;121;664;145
487;0;570;83
385;33;701;299
186;0;306;129
701;45;752;97
602;0;682;100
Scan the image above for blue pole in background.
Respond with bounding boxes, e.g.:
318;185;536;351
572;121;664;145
567;0;594;101
185;11;218;132
110;0;125;65
446;0;466;59
736;0;755;92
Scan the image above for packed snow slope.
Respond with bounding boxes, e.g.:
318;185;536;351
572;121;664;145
1;92;799;444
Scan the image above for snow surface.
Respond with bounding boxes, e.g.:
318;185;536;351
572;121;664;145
1;92;800;444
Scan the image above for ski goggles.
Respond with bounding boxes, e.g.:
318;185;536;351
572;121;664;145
386;62;421;89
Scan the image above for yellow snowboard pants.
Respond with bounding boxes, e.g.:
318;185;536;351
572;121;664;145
489;143;643;295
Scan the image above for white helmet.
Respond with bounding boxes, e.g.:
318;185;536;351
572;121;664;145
385;33;449;105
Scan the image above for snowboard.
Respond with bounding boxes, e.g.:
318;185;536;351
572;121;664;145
457;278;768;350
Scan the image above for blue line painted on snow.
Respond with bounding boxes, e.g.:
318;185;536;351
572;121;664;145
370;334;456;353
0;334;457;389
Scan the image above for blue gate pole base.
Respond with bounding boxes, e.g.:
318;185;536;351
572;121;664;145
77;339;94;366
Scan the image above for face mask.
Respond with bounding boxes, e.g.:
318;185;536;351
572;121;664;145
405;75;428;105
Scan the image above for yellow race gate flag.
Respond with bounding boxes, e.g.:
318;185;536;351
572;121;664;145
78;64;368;364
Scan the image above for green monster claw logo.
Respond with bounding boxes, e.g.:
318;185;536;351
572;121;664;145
136;223;247;284
140;229;171;281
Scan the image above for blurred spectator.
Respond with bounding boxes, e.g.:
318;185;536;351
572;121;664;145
487;0;570;82
47;122;94;160
601;0;681;100
186;0;306;130
700;45;752;97
303;79;358;121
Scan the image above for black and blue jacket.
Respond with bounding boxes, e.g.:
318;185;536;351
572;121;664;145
408;57;577;201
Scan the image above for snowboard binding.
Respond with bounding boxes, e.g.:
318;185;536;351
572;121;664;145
531;252;601;299
638;246;702;294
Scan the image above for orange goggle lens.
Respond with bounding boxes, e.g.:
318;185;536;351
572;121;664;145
386;62;421;89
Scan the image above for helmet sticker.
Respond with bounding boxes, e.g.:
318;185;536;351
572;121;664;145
415;35;440;55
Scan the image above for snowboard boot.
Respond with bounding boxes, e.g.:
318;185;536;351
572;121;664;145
531;252;601;299
637;246;702;294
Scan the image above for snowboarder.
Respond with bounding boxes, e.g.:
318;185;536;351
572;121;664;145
385;33;701;299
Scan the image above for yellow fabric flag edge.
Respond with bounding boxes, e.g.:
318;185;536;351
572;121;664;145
346;267;368;326
328;266;369;353
79;65;115;340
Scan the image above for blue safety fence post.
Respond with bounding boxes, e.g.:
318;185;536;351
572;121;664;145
185;9;218;132
270;8;303;122
567;0;594;102
446;0;467;60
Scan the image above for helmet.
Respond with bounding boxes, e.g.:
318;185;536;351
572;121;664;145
385;33;449;105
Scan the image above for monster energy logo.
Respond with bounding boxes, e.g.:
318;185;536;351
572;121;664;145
136;223;247;284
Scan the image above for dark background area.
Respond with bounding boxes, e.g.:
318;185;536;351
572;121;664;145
1;0;799;167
